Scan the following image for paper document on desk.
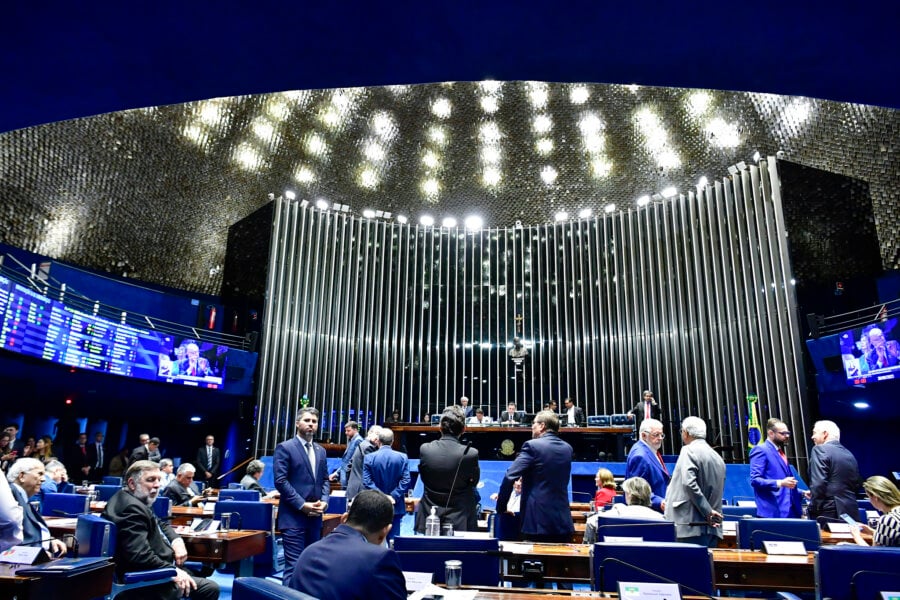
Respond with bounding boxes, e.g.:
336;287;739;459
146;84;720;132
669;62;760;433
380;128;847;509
408;583;477;600
498;542;533;554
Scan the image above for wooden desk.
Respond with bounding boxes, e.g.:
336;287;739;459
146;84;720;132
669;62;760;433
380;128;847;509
182;530;267;576
717;527;873;548
0;560;115;600
501;543;592;584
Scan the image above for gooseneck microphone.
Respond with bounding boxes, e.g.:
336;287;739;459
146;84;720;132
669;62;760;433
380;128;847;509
600;556;715;599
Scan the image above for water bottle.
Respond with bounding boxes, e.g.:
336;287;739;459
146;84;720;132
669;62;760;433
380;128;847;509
425;507;440;536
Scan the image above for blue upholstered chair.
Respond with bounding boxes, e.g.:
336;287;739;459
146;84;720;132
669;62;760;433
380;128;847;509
152;495;172;520
218;489;262;502
593;515;676;543
591;542;714;596
491;511;522;541
817;545;900;600
232;577;318;600
214;500;277;576
736;517;820;551
102;476;123;486
587;415;611;426
392;536;501;586
76;514;177;598
731;495;757;505
41;492;90;516
57;482;76;494
722;505;758;520
93;484;121;502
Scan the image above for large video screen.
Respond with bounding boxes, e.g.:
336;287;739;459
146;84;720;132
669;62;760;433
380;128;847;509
838;317;900;384
0;274;242;391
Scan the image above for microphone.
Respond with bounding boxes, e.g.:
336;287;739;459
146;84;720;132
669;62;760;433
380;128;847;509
600;556;715;599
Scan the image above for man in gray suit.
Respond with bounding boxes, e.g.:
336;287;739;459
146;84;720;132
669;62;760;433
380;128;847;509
664;416;725;547
807;420;861;521
346;426;382;502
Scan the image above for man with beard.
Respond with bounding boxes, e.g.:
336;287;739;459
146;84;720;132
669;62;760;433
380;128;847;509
102;460;219;600
749;418;802;518
624;418;670;512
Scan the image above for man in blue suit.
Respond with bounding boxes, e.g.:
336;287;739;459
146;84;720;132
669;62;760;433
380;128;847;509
363;428;410;542
8;458;67;557
289;490;406;600
749;418;802;518
330;421;362;488
275;407;330;585
625;418;670;512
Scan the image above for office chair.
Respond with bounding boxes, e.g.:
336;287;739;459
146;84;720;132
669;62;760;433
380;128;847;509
736;517;820;551
722;505;758;520
817;545;900;600
326;494;347;515
218;489;261;502
215;500;278;577
594;515;676;542
41;492;90;516
152;495;172;520
76;514;177;598
228;482;242;489
592;541;714;596
232;577;318;600
57;482;76;494
587;415;611;426
392;536;501;586
491;511;522;541
93;484;121;502
102;476;123;486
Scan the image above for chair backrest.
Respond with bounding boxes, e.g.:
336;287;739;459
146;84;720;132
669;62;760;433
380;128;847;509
152;496;172;519
94;484;121;502
587;415;611;427
41;492;90;516
214;500;275;532
57;482;76;494
327;494;347;515
392;536;500;586
218;489;261;502
592;542;714;596
102;476;123;486
228;483;242;489
736;517;820;551
491;512;521;541
232;577;319;600
76;513;117;557
610;414;632;427
722;505;758;520
594;515;676;542
817;545;900;600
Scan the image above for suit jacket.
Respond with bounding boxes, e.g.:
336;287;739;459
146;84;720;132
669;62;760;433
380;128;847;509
415;434;481;532
363;447;411;516
339;434;363;476
627;399;661;431
497;431;574;537
749;440;802;518
102;488;179;578
86;442;106;479
195;446;221;480
500;410;526;425
129;445;148;464
462;405;473;417
664;438;726;540
564;406;585;427
808;440;861;520
11;484;46;546
274;436;330;530
240;474;265;495
625;439;670;511
346;439;378;501
289;524;406;600
162;479;201;506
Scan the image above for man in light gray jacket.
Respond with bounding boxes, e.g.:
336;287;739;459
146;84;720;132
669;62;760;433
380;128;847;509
664;416;725;546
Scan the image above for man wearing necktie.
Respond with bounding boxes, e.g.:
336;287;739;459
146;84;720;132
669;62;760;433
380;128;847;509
195;435;220;487
274;407;330;585
627;390;661;435
8;458;66;557
86;431;106;482
749;418;802;518
625;418;670;512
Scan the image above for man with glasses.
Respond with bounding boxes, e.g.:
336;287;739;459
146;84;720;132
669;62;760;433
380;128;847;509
749;418;802;517
625;418;670;512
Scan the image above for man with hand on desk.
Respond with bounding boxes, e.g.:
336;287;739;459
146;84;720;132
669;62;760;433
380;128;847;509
8;458;66;557
102;460;219;600
289;490;406;600
162;463;206;506
275;407;330;585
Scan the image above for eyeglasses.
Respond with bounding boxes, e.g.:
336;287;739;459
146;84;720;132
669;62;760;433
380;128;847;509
774;430;791;436
648;432;665;439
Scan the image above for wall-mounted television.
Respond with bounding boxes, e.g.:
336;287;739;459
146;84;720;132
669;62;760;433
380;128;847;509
0;274;254;392
838;317;900;384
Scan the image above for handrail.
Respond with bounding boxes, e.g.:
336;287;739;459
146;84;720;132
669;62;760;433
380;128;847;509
810;298;900;337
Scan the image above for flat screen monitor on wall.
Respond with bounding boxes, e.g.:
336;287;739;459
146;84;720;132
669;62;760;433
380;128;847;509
838;317;900;384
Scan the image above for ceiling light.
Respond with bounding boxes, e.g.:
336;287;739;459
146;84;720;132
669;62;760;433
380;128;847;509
315;199;329;210
753;150;762;162
431;97;452;119
464;215;484;231
636;195;651;207
853;401;869;409
570;86;589;105
396;215;408;224
604;203;616;213
697;176;709;188
480;96;499;113
482;166;501;187
284;190;296;200
299;199;309;208
442;217;457;228
536;138;553;155
661;186;678;199
554;211;569;222
578;208;592;219
479;80;502;94
420;215;435;226
540;166;558;184
362;209;376;218
533;115;552;134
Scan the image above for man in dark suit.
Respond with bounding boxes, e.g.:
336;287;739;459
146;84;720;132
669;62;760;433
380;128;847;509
807;420;861;521
346;426;382;501
195;435;220;486
288;490;406;600
4;424;26;456
627;390;661;434
8;458;66;556
70;432;91;481
625;418;670;512
128;433;150;465
415;406;480;533
162;463;205;506
749;418;802;518
497;410;573;542
562;398;585;427
85;431;107;482
274;407;330;585
103;460;218;599
362;428;410;542
500;402;526;426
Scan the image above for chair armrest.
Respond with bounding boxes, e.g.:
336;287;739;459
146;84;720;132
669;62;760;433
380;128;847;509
122;566;177;584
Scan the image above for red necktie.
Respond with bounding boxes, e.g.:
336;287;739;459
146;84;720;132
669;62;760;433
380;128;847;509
657;451;669;476
778;448;788;464
81;445;86;456
645;402;651;420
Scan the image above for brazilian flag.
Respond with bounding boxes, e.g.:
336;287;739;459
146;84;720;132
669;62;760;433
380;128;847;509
746;394;763;448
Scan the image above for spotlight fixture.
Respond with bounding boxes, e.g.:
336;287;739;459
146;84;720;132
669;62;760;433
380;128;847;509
578;208;592;219
442;217;457;228
603;203;616;214
727;165;739;176
636;195;651;207
299;199;309;208
464;215;484;231
362;209;376;218
267;193;276;201
420;214;435;227
752;151;761;163
660;186;678;199
284;190;296;200
736;161;747;171
315;199;329;210
396;215;408;224
554;211;569;222
697;176;709;188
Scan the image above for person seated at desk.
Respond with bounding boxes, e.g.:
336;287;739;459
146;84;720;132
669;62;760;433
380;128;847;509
158;458;176;488
7;458;66;557
466;407;493;426
850;475;900;547
103;460;219;600
288;489;406;600
162;463;206;506
500;402;525;426
584;476;664;544
0;473;22;552
40;460;69;496
594;467;617;510
241;459;280;499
